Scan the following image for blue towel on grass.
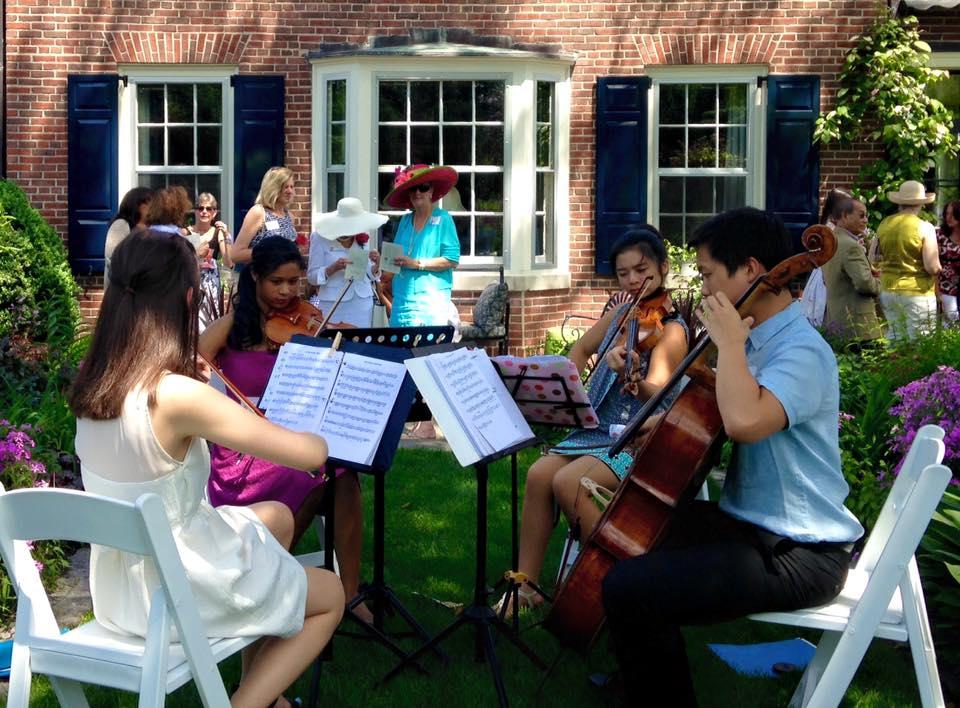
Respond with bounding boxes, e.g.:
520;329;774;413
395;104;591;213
708;638;816;677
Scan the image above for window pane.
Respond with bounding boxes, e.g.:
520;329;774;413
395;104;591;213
476;126;503;165
536;125;552;168
410;82;439;122
139;173;167;190
535;214;545;257
475;216;502;256
688;84;716;124
168;126;194;166
684;176;713;214
197;174;221;201
659;84;685;125
536;82;552;123
536;172;545;210
687;128;716;167
137;84;164;123
379;173;397;208
327;173;344;210
717;176;746;210
379;81;406;121
659;127;685;168
475;173;503;212
328;79;346;122
686;215;712;239
443;81;472;121
197;126;221;166
719;84;747;124
379;126;406;166
138;127;164;166
475;81;504;121
168;173;194;197
659;216;683;246
410;126;439;164
659;177;683;213
453;215;471;254
197;84;222;123
443;125;472;165
167;84;193;123
329;124;345;165
719;126;747;168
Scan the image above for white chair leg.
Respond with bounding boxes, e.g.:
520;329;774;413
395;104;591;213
139;593;170;708
695;481;710;501
902;562;946;708
805;623;881;708
48;677;90;708
7;643;34;708
788;630;840;708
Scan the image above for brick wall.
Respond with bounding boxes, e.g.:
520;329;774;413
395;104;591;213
7;1;956;352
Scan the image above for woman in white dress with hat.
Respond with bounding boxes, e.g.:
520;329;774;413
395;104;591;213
307;198;387;328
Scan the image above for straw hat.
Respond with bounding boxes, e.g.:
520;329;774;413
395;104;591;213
887;180;935;206
382;164;459;210
314;198;388;240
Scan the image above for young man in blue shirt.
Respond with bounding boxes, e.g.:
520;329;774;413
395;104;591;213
602;208;863;706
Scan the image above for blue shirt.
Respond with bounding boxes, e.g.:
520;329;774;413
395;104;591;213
389;207;460;327
719;302;864;543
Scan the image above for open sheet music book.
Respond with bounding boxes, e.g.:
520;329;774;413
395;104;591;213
258;341;407;466
406;347;535;467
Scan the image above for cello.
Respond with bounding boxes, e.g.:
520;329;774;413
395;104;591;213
543;224;837;651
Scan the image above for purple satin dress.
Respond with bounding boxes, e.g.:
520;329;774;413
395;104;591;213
208;347;327;513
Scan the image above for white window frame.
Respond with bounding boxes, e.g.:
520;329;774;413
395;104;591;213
310;55;572;292
930;53;960;209
319;74;349;212
647;66;767;243
533;76;558;267
118;65;237;229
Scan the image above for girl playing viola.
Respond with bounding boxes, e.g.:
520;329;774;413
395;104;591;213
505;227;689;612
70;229;343;708
199;237;373;623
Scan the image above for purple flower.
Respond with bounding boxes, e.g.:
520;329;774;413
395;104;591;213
889;366;960;482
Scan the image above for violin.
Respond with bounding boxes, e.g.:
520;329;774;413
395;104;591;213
263;297;356;347
543;224;837;651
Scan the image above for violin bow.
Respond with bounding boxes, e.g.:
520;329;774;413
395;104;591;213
583;275;654;387
315;277;355;334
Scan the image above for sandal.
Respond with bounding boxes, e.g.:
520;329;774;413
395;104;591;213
494;584;541;618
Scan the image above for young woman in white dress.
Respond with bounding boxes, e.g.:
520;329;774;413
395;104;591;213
307;197;386;328
70;228;343;708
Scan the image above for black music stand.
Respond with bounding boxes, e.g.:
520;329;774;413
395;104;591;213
308;327;455;663
383;350;547;708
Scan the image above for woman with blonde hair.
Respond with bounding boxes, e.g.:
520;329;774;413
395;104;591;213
232;166;298;265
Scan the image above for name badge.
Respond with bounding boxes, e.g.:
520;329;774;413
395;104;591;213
430;216;441;226
265;219;280;231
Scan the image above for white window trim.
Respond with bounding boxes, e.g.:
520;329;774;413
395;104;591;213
646;66;768;240
931;51;960;69
310;55;572;292
118;64;237;229
313;73;350;213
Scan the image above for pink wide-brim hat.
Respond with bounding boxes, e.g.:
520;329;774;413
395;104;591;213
382;164;459;210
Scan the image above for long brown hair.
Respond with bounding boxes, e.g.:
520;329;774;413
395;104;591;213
69;228;201;419
941;200;960;238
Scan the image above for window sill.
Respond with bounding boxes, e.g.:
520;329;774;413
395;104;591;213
453;270;571;292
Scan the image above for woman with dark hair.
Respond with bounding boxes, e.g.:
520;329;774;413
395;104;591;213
71;229;343;708
145;185;192;235
103;186;153;287
937;200;960;323
803;187;853;328
199;237;372;623
500;227;689;614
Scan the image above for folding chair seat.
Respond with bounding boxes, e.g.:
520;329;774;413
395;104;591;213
749;424;951;708
0;486;260;707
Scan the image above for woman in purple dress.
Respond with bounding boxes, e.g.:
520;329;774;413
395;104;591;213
200;237;372;622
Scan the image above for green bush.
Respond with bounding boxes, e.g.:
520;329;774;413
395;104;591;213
0;180;81;351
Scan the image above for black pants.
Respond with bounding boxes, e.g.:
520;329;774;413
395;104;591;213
601;501;852;707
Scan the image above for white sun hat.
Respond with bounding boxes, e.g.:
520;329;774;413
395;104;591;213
315;197;388;239
887;180;936;206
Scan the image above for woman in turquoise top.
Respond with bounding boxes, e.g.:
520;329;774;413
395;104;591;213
382;164;460;327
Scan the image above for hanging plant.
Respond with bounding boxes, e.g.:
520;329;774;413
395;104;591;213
814;10;958;224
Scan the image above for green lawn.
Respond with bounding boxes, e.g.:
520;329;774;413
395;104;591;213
17;446;921;707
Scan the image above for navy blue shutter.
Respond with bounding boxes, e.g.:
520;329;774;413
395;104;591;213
232;75;285;226
595;77;650;275
765;75;820;252
67;74;119;275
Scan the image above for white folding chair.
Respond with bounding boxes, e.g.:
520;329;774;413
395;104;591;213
0;486;260;707
749;424;951;708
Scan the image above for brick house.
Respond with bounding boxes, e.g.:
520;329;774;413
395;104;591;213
4;0;959;351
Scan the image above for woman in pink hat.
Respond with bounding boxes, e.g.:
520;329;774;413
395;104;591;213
381;164;460;327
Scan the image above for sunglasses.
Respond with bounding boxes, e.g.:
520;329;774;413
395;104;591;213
412;183;433;193
196;205;217;213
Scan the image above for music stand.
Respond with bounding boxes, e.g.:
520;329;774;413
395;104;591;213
383;350;547;708
308;327;455;663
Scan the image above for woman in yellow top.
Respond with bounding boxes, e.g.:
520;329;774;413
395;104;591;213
875;180;942;341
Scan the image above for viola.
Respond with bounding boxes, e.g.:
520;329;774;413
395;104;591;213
618;288;672;394
263;298;355;347
543;225;837;651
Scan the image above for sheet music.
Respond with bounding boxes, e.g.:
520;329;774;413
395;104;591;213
262;343;342;434
380;242;404;274
345;244;368;280
319;353;406;465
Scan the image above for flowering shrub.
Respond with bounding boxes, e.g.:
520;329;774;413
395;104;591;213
0;420;73;621
889;366;960;483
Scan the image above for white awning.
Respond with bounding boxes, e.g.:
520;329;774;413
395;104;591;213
903;0;960;8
